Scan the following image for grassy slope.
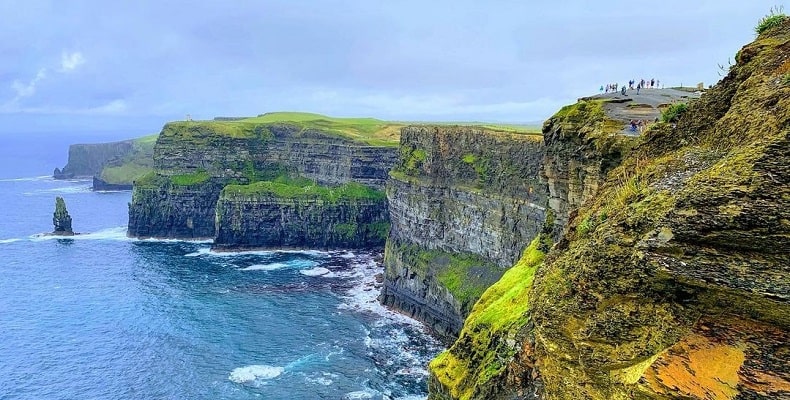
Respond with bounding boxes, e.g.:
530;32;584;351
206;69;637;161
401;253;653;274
162;112;542;148
99;134;158;184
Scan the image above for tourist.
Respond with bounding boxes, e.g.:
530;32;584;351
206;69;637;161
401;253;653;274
621;85;627;95
637;83;641;95
600;85;604;93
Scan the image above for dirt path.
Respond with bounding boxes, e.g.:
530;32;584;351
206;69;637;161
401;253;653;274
582;88;701;135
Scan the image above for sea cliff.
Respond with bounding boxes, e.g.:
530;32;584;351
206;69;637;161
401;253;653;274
380;126;546;339
429;19;789;399
54;140;135;179
127;115;399;248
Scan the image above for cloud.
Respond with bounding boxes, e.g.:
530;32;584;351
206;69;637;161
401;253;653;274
11;68;47;98
4;50;86;108
60;51;85;72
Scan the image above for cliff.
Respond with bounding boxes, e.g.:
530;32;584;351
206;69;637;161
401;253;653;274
429;20;790;399
95;134;157;189
54;134;157;190
54;140;135;179
381;126;546;340
214;181;389;250
128;114;399;243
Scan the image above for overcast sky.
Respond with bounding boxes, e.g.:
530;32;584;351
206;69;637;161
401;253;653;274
0;1;784;136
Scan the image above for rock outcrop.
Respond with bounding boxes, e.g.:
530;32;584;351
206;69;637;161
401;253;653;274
213;182;389;250
52;196;74;235
380;126;547;340
54;140;135;179
429;21;790;399
128;121;398;241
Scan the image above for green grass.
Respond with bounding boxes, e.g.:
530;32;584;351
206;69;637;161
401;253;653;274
755;7;786;34
98;133;158;184
430;236;547;400
161;112;543;147
661;102;688;123
100;164;153;184
170;169;211;186
223;180;386;203
241;112;403;146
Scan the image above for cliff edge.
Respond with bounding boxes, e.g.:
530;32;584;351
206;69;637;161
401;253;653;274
430;20;789;399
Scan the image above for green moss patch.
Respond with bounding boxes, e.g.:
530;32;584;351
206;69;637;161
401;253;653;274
430;236;546;400
222;180;385;203
170;169;210;186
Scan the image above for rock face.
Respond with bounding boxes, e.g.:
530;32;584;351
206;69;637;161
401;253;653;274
52;196;74;235
213;184;389;250
92;176;133;191
429;22;790;399
128;122;398;240
54;140;135;179
380;126;547;340
541;103;637;239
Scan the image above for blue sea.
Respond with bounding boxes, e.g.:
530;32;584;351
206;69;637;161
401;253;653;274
0;135;442;399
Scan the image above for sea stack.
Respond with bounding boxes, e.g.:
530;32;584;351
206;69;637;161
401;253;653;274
52;197;74;235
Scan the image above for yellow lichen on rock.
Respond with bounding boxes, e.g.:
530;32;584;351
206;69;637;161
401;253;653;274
642;333;744;399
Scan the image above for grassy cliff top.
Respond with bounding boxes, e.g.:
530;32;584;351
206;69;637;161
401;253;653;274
160;112;541;147
98;133;158;184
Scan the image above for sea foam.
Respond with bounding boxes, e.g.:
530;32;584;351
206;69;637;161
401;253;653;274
299;267;332;277
228;364;284;384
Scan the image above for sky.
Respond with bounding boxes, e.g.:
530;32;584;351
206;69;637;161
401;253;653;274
0;0;785;137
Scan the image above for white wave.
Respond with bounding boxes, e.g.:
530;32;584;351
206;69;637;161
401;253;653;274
29;226;130;242
206;248;331;258
395;396;427;400
184;248;212;257
337;258;424;327
141;237;213;244
228;364;284;384
299;267;332;277
304;375;334;386
0;175;52;182
238;259;320;272
240;263;289;271
343;390;378;400
0;238;21;244
24;185;91;195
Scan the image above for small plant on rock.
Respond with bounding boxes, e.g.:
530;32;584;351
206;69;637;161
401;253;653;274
755;6;786;35
661;102;688;123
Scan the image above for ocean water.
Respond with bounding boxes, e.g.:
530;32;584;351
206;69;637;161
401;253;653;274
0;140;442;399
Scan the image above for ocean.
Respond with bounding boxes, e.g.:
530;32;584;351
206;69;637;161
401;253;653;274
0;137;442;399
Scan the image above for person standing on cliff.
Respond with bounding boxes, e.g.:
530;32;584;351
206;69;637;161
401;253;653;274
621;85;627;95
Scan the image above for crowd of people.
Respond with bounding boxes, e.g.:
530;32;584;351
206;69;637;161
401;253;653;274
601;78;662;95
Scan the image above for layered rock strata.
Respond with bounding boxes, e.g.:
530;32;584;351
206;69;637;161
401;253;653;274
214;183;389;250
429;21;790;399
52;196;74;235
128;122;397;240
380;126;547;339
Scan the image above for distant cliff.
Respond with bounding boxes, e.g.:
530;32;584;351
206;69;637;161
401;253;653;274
128;116;399;247
54;140;135;179
380;126;546;339
429;20;789;399
54;134;157;190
